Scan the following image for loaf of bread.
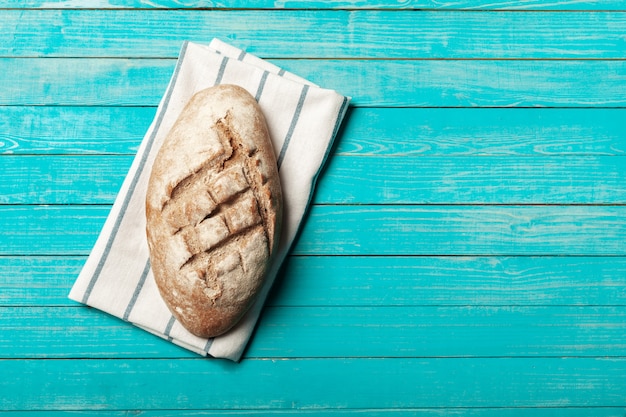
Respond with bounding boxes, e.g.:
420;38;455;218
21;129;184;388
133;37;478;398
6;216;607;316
145;84;282;338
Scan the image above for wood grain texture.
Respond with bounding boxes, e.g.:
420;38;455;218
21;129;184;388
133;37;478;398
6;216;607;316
274;256;626;307
336;108;626;156
1;410;626;417
0;106;153;155
0;256;86;306
319;155;626;204
5;107;625;156
4;10;626;59
4;255;626;307
0;206;106;255
3;58;626;107
0;305;195;359
7;0;626;10
3;154;625;204
2;305;625;358
2;358;625;409
0;155;130;204
2;205;625;256
2;410;626;417
295;205;626;256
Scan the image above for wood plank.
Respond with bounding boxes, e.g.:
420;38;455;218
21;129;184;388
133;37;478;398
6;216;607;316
252;305;626;358
336;108;626;157
0;256;84;306
5;107;626;156
1;358;624;409
318;155;626;204
0;305;195;359
1;410;626;417
294;205;626;256
0;106;153;155
3;58;626;107
275;256;626;307
2;305;625;358
6;0;626;10
3;154;625;204
0;155;129;204
4;255;626;308
4;10;626;59
2;205;625;256
0;58;174;106
0;205;106;256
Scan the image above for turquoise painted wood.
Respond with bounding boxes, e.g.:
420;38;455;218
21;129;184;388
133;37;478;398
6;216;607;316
4;10;626;59
4;154;626;204
3;205;626;255
3;305;626;358
4;58;626;107
2;1;626;415
2;358;626;409
0;106;153;154
4;255;626;307
4;107;626;156
1;412;626;417
9;0;626;9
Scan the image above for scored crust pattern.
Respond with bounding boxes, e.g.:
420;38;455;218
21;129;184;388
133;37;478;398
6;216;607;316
146;85;282;338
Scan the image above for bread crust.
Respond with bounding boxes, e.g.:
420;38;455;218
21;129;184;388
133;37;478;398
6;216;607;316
146;84;282;338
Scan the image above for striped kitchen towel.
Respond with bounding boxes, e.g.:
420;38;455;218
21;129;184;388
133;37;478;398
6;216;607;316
68;39;350;361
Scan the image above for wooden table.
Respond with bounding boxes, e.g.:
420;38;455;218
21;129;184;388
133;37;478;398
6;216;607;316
2;1;626;414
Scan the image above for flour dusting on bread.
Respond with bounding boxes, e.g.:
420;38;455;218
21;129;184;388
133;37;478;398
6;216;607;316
146;84;282;338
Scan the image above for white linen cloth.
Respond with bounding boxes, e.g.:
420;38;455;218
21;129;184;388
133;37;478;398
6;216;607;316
69;39;350;361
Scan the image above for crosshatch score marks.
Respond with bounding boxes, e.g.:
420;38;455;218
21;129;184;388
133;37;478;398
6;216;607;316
145;84;282;338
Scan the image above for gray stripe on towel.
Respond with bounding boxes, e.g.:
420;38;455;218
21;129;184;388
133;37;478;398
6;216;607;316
164;316;176;341
214;56;229;85
255;71;269;102
204;338;213;354
277;84;309;168
331;97;350;144
122;258;151;321
80;41;190;304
